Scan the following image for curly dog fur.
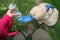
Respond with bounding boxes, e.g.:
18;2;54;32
30;3;58;26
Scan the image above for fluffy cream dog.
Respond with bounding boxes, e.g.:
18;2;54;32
30;3;58;26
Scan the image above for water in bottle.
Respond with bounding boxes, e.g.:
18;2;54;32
8;3;22;19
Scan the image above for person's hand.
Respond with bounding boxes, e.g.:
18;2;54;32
8;30;19;37
6;9;18;17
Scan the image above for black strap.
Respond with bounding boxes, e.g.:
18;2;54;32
26;23;45;40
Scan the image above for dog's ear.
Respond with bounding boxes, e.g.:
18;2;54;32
46;4;54;12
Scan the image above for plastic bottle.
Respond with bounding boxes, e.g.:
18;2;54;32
8;3;22;19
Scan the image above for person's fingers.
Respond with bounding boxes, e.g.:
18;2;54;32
8;9;14;13
7;9;19;17
12;14;18;16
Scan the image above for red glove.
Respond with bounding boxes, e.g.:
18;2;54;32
8;30;19;37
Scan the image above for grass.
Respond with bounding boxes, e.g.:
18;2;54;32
0;0;60;40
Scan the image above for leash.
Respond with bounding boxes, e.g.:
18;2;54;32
20;23;45;40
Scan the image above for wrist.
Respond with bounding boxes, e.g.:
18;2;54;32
6;13;13;18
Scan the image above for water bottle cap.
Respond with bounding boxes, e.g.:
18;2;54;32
8;3;16;9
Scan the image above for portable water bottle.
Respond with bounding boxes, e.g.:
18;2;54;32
8;3;33;23
8;3;22;19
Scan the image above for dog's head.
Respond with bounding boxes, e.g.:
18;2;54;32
30;3;58;26
30;3;47;21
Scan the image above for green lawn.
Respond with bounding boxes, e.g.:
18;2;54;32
0;0;60;40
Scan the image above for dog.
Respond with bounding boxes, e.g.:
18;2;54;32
30;3;58;26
